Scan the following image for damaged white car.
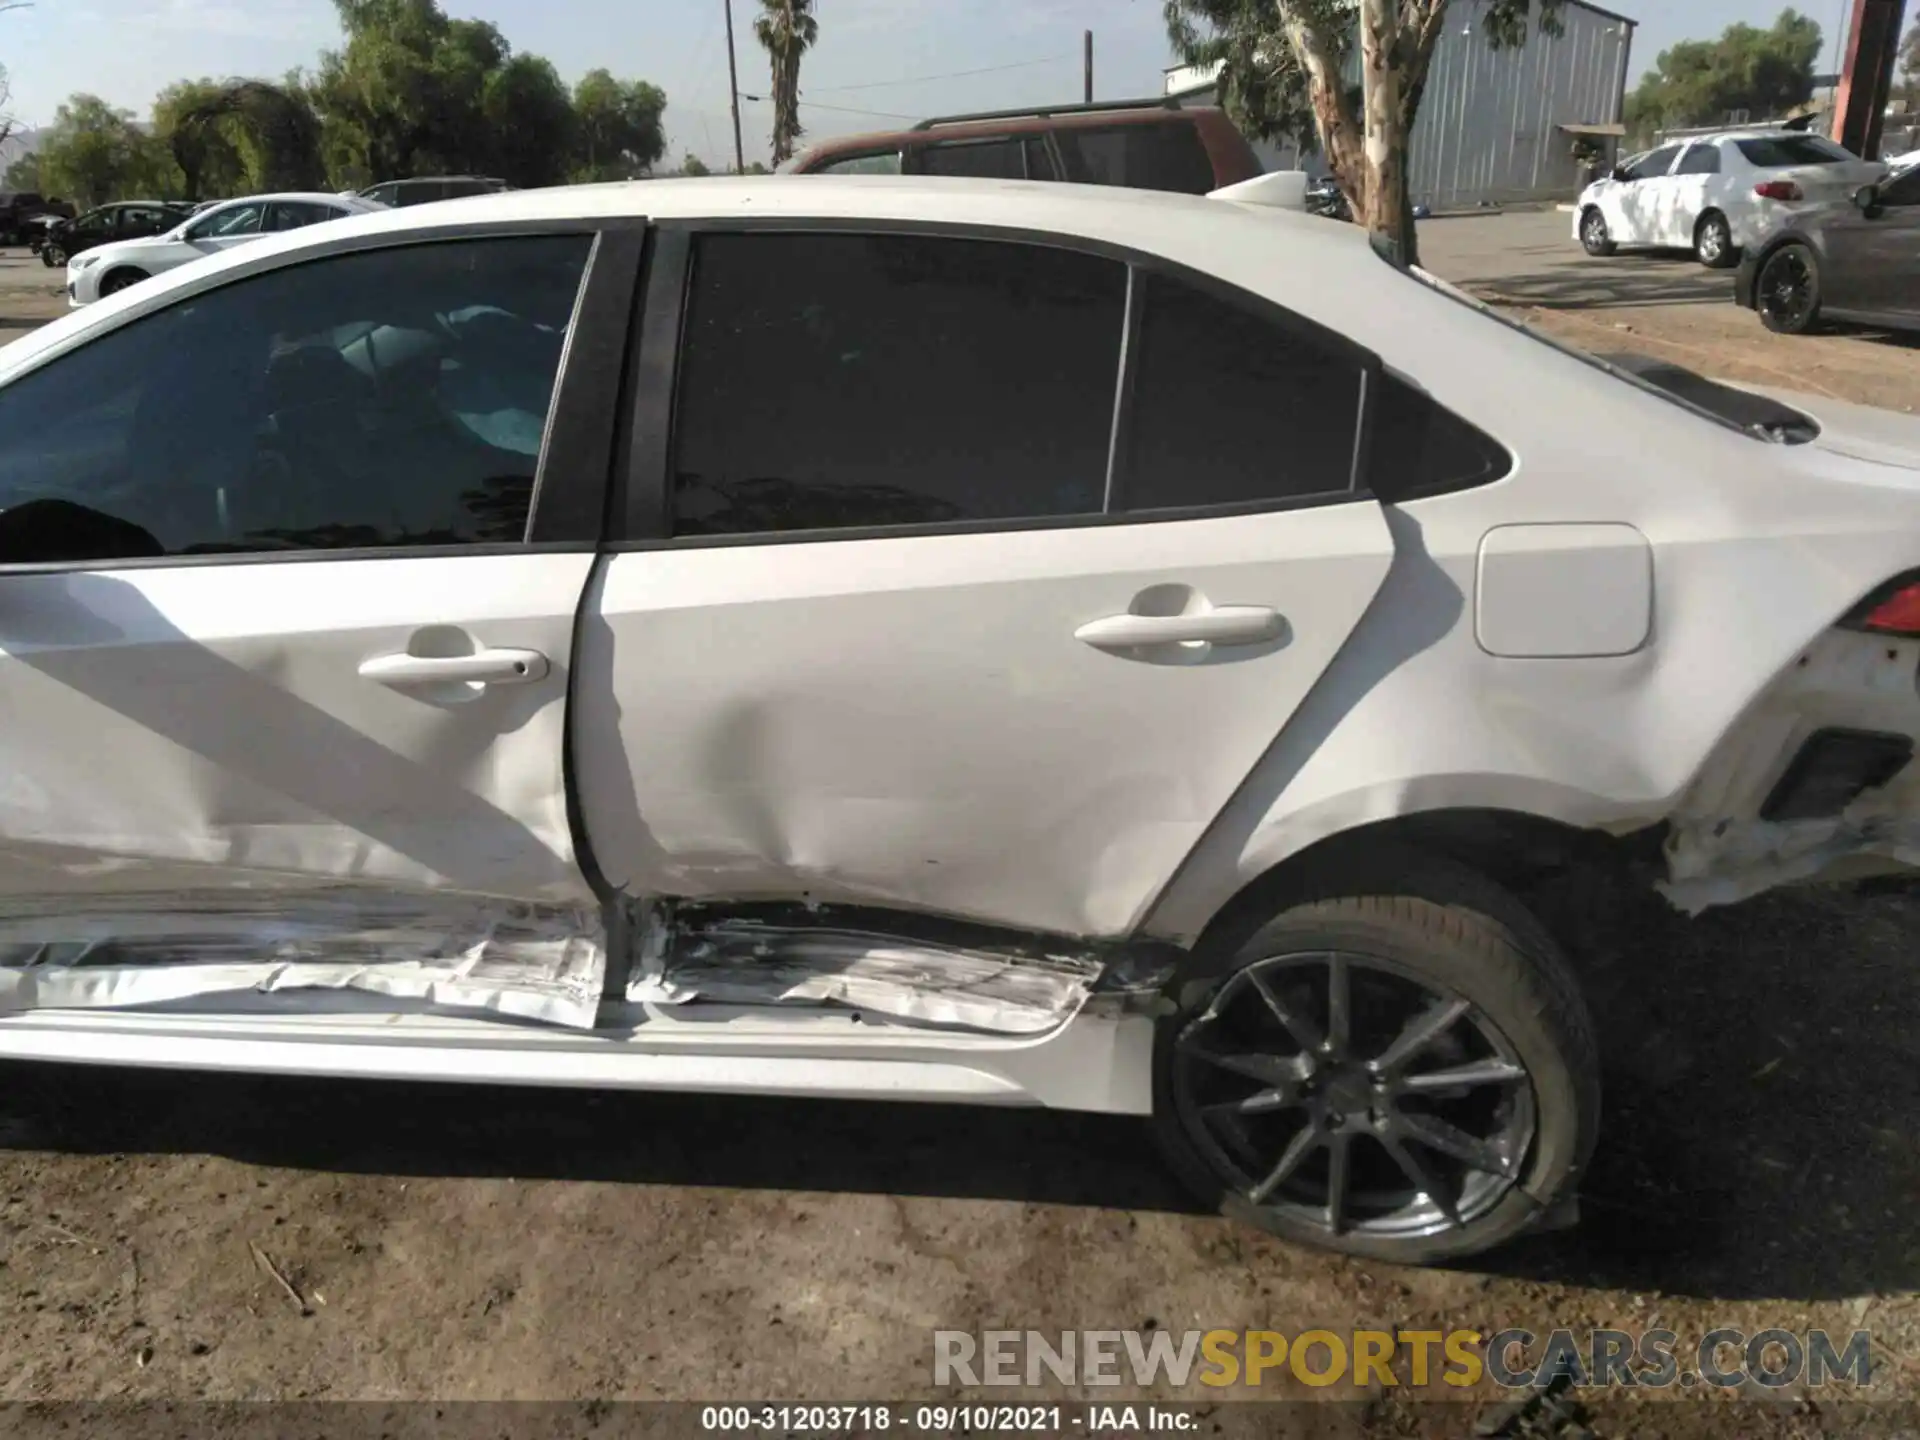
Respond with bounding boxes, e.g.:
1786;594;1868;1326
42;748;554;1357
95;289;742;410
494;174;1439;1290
0;175;1917;1266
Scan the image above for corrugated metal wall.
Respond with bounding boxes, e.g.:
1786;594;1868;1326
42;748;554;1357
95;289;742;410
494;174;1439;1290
1174;0;1635;209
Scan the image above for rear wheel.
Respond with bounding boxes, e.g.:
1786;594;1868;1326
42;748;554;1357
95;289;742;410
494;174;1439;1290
1756;243;1821;334
1578;207;1615;257
41;244;64;268
98;267;147;296
1694;211;1737;268
1152;853;1599;1264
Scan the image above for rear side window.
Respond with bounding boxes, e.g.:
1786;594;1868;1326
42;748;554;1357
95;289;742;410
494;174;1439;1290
1057;123;1215;194
1736;135;1852;167
1364;373;1513;501
1118;271;1363;510
920;139;1029;179
1674;144;1721;175
671;232;1126;536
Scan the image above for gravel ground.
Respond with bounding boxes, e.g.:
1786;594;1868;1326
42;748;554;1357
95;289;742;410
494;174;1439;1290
1;222;1918;1435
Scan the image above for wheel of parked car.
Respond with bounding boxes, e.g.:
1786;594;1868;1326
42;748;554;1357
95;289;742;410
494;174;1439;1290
1755;242;1822;335
1578;207;1615;258
1151;851;1599;1264
98;268;147;296
41;244;65;268
1694;210;1737;269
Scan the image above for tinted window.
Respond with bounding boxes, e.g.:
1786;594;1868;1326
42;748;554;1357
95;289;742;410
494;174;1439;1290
362;184;400;207
1675;143;1721;175
1057;123;1215;194
1625;145;1681;180
816;151;902;175
1736;135;1852;167
0;236;590;563
1024;137;1061;181
1363;373;1512;501
672;232;1125;536
920;140;1028;179
1118;272;1362;510
1879;166;1920;206
267;201;344;231
187;202;267;239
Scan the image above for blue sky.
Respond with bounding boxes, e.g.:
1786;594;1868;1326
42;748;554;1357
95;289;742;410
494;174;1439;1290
1;0;1894;168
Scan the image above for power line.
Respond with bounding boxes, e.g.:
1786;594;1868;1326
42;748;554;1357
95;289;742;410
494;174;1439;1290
737;93;920;120
809;54;1075;94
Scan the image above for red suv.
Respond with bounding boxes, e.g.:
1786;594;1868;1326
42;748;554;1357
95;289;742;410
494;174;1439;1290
785;99;1262;195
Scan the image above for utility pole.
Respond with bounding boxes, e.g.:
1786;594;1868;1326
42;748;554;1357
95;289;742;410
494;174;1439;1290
724;0;747;174
1083;30;1094;104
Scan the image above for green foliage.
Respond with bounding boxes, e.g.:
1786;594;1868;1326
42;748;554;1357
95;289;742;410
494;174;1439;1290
571;69;668;181
1624;8;1822;139
154;78;324;198
31;94;181;207
679;151;712;177
2;153;36;190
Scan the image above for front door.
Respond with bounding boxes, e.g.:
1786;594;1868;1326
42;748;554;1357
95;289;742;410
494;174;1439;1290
576;227;1396;940
1831;164;1920;322
0;232;607;969
1608;144;1682;246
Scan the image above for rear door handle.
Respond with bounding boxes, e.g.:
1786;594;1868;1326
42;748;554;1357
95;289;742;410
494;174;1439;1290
358;648;550;687
1074;606;1283;651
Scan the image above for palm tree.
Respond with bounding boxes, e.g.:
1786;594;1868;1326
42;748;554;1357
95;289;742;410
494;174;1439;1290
753;0;817;167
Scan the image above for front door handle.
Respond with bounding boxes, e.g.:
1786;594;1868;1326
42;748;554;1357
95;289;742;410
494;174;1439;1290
1075;606;1283;651
359;648;550;687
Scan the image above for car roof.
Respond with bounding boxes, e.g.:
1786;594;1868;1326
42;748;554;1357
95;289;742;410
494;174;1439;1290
199;191;374;208
3;176;1385;382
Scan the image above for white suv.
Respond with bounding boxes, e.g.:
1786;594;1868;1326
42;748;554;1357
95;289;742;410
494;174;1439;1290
1576;130;1885;267
1;175;1920;1265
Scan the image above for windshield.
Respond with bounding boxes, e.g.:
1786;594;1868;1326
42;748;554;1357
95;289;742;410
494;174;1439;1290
1735;134;1853;167
1395;257;1818;445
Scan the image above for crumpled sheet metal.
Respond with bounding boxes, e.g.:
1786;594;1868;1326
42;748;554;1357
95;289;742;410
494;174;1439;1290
628;914;1104;1035
0;887;606;1028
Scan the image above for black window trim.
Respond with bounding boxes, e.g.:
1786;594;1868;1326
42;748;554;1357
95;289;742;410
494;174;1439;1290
0;215;646;576
615;214;1387;552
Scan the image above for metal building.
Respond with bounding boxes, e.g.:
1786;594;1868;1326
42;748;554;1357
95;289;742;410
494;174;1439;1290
1164;0;1638;209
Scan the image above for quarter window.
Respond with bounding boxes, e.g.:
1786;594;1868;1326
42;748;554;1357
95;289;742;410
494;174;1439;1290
0;236;591;564
671;232;1126;536
1119;271;1364;510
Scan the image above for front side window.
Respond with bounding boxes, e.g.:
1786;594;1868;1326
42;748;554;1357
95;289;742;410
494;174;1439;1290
1056;122;1216;194
188;202;267;240
362;184;400;207
268;201;346;231
817;151;903;176
0;235;592;563
1625;146;1681;181
1675;143;1722;175
671;232;1126;536
1119;272;1364;510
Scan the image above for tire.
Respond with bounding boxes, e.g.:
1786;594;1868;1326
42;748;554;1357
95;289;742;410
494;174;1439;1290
42;244;65;268
1694;210;1737;269
1151;850;1600;1265
98;268;147;296
1578;207;1615;257
1755;242;1822;335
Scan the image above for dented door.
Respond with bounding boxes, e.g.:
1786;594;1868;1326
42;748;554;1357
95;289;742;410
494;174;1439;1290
0;233;609;966
572;225;1397;939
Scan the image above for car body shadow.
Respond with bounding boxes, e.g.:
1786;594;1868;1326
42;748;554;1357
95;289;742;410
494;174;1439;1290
1;883;1912;1302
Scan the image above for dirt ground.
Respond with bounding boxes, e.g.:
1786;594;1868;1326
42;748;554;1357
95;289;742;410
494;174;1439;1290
1;221;1918;1435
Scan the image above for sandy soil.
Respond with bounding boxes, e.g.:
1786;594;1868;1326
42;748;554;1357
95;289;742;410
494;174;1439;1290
1;225;1918;1436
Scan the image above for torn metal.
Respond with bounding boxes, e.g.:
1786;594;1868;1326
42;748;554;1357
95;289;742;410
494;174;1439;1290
627;908;1103;1035
0;886;606;1028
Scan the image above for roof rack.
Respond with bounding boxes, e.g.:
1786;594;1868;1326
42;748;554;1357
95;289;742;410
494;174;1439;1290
910;97;1181;131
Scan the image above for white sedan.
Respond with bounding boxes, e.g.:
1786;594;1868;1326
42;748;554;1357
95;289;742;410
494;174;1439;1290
1;174;1919;1265
1575;129;1884;267
65;191;384;305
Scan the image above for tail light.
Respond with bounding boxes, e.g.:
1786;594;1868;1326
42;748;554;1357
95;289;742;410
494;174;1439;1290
1755;179;1803;201
1843;572;1920;635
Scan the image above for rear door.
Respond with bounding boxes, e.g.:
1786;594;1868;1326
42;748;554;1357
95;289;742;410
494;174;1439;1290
1669;141;1722;245
574;226;1396;939
0;225;635;944
1055;121;1218;194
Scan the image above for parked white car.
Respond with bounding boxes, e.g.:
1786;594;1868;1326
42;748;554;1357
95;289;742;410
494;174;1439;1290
3;175;1920;1264
1575;130;1885;267
64;191;384;305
